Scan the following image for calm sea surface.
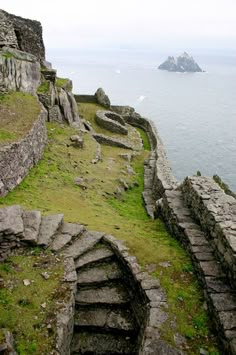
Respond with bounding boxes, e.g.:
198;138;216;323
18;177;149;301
47;49;236;191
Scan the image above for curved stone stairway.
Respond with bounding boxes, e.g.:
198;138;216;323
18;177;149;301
0;205;180;355
71;242;139;354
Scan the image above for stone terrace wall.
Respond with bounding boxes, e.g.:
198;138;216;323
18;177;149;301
112;105;178;200
182;176;236;289
0;107;47;197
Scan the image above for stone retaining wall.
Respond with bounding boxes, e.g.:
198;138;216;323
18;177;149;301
0;106;47;197
112;105;178;201
182;176;236;289
74;94;97;104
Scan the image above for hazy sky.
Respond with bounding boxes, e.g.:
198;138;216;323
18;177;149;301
1;0;236;51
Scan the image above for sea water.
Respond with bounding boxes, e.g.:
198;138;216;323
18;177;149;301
47;48;236;191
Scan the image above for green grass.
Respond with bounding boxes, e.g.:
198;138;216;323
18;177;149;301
0;92;41;144
55;77;72;90
0;253;65;354
0;103;219;353
37;81;50;94
136;127;151;151
1;51;14;59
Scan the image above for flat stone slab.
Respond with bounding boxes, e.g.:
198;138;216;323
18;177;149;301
200;261;226;277
218;311;236;330
0;205;23;236
38;214;64;246
77;261;122;285
205;277;233;293
75;308;135;331
60;222;85;237
71;331;136;354
22;210;41;244
50;233;72;252
76;285;130;305
75;244;114;269
211;293;236;312
64;231;103;258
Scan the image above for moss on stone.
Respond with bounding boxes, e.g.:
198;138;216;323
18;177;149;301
55;77;72;90
37;81;50;93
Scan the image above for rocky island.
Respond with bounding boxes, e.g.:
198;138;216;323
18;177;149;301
158;52;203;72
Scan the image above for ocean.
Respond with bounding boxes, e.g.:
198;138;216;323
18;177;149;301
47;48;236;191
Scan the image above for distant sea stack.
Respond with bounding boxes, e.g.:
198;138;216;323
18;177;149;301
158;52;203;72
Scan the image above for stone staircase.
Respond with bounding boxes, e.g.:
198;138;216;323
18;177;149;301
0;205;178;354
161;190;236;354
71;242;139;354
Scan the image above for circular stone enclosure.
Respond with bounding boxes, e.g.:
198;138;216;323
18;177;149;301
95;110;128;135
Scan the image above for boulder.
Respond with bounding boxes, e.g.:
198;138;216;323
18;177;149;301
95;88;110;108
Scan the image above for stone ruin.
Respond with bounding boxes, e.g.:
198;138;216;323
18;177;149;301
0;9;45;62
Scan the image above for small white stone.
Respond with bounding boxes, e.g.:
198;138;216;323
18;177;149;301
41;302;47;309
23;279;31;286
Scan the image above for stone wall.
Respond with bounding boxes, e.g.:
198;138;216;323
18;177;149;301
0;107;47;197
95;110;128;135
0;9;45;61
112;105;178;201
0;47;41;94
74;94;97;104
182;176;236;289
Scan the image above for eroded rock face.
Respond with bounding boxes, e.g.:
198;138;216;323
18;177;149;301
158;52;203;72
0;47;41;94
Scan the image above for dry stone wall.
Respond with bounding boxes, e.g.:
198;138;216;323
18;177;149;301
0;107;47;197
182;176;236;289
0;9;45;61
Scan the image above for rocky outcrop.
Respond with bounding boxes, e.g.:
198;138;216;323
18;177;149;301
95;88;111;108
95;110;128;135
0;9;45;62
158;52;203;72
0;205;180;355
0;106;47;197
0;47;41;94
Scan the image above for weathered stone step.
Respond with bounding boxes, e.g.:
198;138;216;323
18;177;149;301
74;307;136;332
75;244;114;269
71;331;137;354
76;284;131;306
77;261;122;285
38;214;64;246
64;231;104;258
50;223;85;251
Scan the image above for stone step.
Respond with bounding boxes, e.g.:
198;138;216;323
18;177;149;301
64;231;104;258
22;210;41;244
75;244;114;269
37;214;64;246
77;261;122;285
50;223;85;251
0;205;24;236
76;284;131;306
74;307;136;332
71;331;137;354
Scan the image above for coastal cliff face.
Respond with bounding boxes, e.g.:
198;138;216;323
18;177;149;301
158;52;203;72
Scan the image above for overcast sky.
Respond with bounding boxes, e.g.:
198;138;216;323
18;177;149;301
1;0;236;52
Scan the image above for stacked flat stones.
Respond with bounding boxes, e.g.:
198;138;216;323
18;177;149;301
160;184;236;354
0;205;180;354
95;110;128;135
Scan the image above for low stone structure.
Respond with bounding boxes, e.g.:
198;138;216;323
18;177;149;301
0;9;45;62
0;205;181;355
95;110;128;135
92;133;134;150
182;176;236;289
0;106;47;197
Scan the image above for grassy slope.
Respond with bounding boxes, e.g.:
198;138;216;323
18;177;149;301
0;103;219;354
0;92;41;144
